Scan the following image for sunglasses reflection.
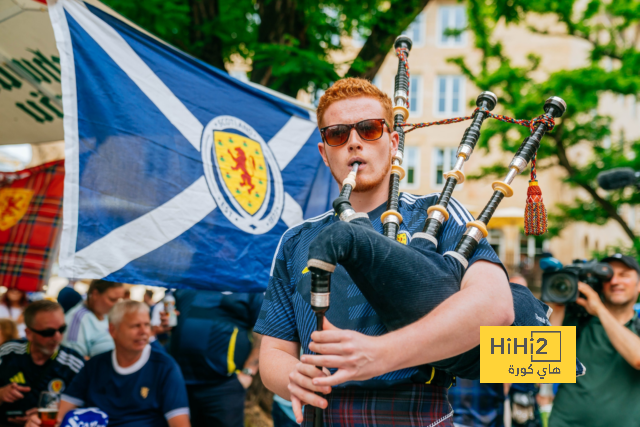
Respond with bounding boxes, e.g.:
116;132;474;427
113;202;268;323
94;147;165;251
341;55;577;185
321;119;389;147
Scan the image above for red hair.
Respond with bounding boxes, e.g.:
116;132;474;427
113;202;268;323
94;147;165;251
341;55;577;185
316;78;393;127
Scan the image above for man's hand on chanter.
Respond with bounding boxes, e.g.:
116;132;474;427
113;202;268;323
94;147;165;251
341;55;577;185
302;317;388;387
288;361;331;423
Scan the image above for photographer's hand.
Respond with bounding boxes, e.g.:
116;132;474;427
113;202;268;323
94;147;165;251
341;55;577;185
547;303;566;327
577;281;640;370
576;282;607;317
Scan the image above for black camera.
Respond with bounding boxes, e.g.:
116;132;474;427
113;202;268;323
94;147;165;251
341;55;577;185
541;259;613;304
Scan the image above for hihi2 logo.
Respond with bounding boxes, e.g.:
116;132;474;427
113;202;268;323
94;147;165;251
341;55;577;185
480;327;576;383
490;330;561;362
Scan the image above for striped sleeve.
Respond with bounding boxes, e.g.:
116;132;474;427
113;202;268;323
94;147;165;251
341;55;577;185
56;349;85;374
160;358;190;420
63;307;90;357
438;197;505;273
253;229;299;342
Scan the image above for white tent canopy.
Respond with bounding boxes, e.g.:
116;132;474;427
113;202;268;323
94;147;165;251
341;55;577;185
0;0;63;145
0;0;312;146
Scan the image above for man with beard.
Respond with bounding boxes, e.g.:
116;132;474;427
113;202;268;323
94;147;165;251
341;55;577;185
548;253;640;427
255;78;514;426
0;301;83;426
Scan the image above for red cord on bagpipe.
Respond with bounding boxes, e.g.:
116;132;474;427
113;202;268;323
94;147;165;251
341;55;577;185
401;108;555;235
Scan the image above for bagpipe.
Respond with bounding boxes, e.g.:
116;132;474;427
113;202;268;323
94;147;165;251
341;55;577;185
307;35;580;424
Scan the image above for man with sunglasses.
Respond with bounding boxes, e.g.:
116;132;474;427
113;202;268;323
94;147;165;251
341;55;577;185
0;300;83;426
255;78;513;426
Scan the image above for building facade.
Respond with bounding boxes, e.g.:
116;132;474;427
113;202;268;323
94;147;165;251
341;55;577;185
367;1;638;286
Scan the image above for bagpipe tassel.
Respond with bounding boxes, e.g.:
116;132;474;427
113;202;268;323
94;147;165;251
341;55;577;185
524;180;547;235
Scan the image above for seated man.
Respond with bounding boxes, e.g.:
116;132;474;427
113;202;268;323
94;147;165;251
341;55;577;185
0;301;83;426
63;280;125;358
27;300;190;427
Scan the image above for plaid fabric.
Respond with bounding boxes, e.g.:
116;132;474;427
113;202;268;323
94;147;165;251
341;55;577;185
302;384;453;427
0;160;64;291
447;379;504;427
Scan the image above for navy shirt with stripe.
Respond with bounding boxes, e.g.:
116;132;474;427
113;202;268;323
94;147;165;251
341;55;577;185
169;290;263;385
0;341;84;421
62;345;189;427
254;193;503;388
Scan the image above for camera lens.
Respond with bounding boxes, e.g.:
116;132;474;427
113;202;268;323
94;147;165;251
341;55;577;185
547;273;577;301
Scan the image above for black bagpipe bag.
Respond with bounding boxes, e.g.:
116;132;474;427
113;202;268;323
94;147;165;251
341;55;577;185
307;217;585;379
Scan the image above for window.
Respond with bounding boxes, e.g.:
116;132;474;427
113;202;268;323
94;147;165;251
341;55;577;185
432;147;458;187
403;12;426;47
401;146;420;188
435;76;465;116
437;5;466;47
409;75;422;116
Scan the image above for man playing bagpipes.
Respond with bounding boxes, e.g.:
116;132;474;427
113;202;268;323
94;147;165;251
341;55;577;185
254;77;517;427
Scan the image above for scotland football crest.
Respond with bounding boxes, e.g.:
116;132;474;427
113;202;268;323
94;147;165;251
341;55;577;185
202;116;284;234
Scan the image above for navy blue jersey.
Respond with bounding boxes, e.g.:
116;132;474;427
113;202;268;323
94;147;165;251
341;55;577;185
254;193;503;388
62;345;189;427
169;290;263;385
0;341;84;421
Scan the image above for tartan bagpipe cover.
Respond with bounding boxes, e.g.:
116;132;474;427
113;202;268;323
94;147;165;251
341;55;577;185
0;160;64;291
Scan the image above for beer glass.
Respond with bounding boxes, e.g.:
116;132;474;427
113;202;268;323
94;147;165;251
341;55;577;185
38;391;59;427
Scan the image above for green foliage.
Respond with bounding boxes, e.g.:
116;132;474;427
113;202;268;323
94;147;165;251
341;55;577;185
457;0;640;260
101;0;427;97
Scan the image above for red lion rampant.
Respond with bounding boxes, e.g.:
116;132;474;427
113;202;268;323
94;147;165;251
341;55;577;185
0;196;20;220
228;147;256;194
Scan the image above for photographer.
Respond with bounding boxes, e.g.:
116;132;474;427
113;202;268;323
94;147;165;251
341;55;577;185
547;253;640;427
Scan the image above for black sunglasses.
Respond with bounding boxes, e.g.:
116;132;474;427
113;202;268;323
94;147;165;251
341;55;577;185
320;119;390;147
29;325;67;338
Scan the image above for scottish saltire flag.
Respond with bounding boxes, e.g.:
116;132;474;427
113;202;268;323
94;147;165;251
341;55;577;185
48;0;336;292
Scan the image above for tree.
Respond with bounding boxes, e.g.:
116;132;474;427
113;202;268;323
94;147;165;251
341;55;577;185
457;0;640;256
102;0;429;98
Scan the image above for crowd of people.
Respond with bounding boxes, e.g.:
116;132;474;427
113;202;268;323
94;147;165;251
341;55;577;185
0;247;635;427
0;282;269;427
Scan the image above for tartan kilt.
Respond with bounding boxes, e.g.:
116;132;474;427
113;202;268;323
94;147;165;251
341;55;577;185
302;383;454;427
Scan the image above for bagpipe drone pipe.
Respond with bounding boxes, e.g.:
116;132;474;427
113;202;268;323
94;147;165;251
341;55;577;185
308;35;585;383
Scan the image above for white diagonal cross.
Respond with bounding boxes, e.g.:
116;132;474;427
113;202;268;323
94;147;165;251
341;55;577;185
57;0;316;278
